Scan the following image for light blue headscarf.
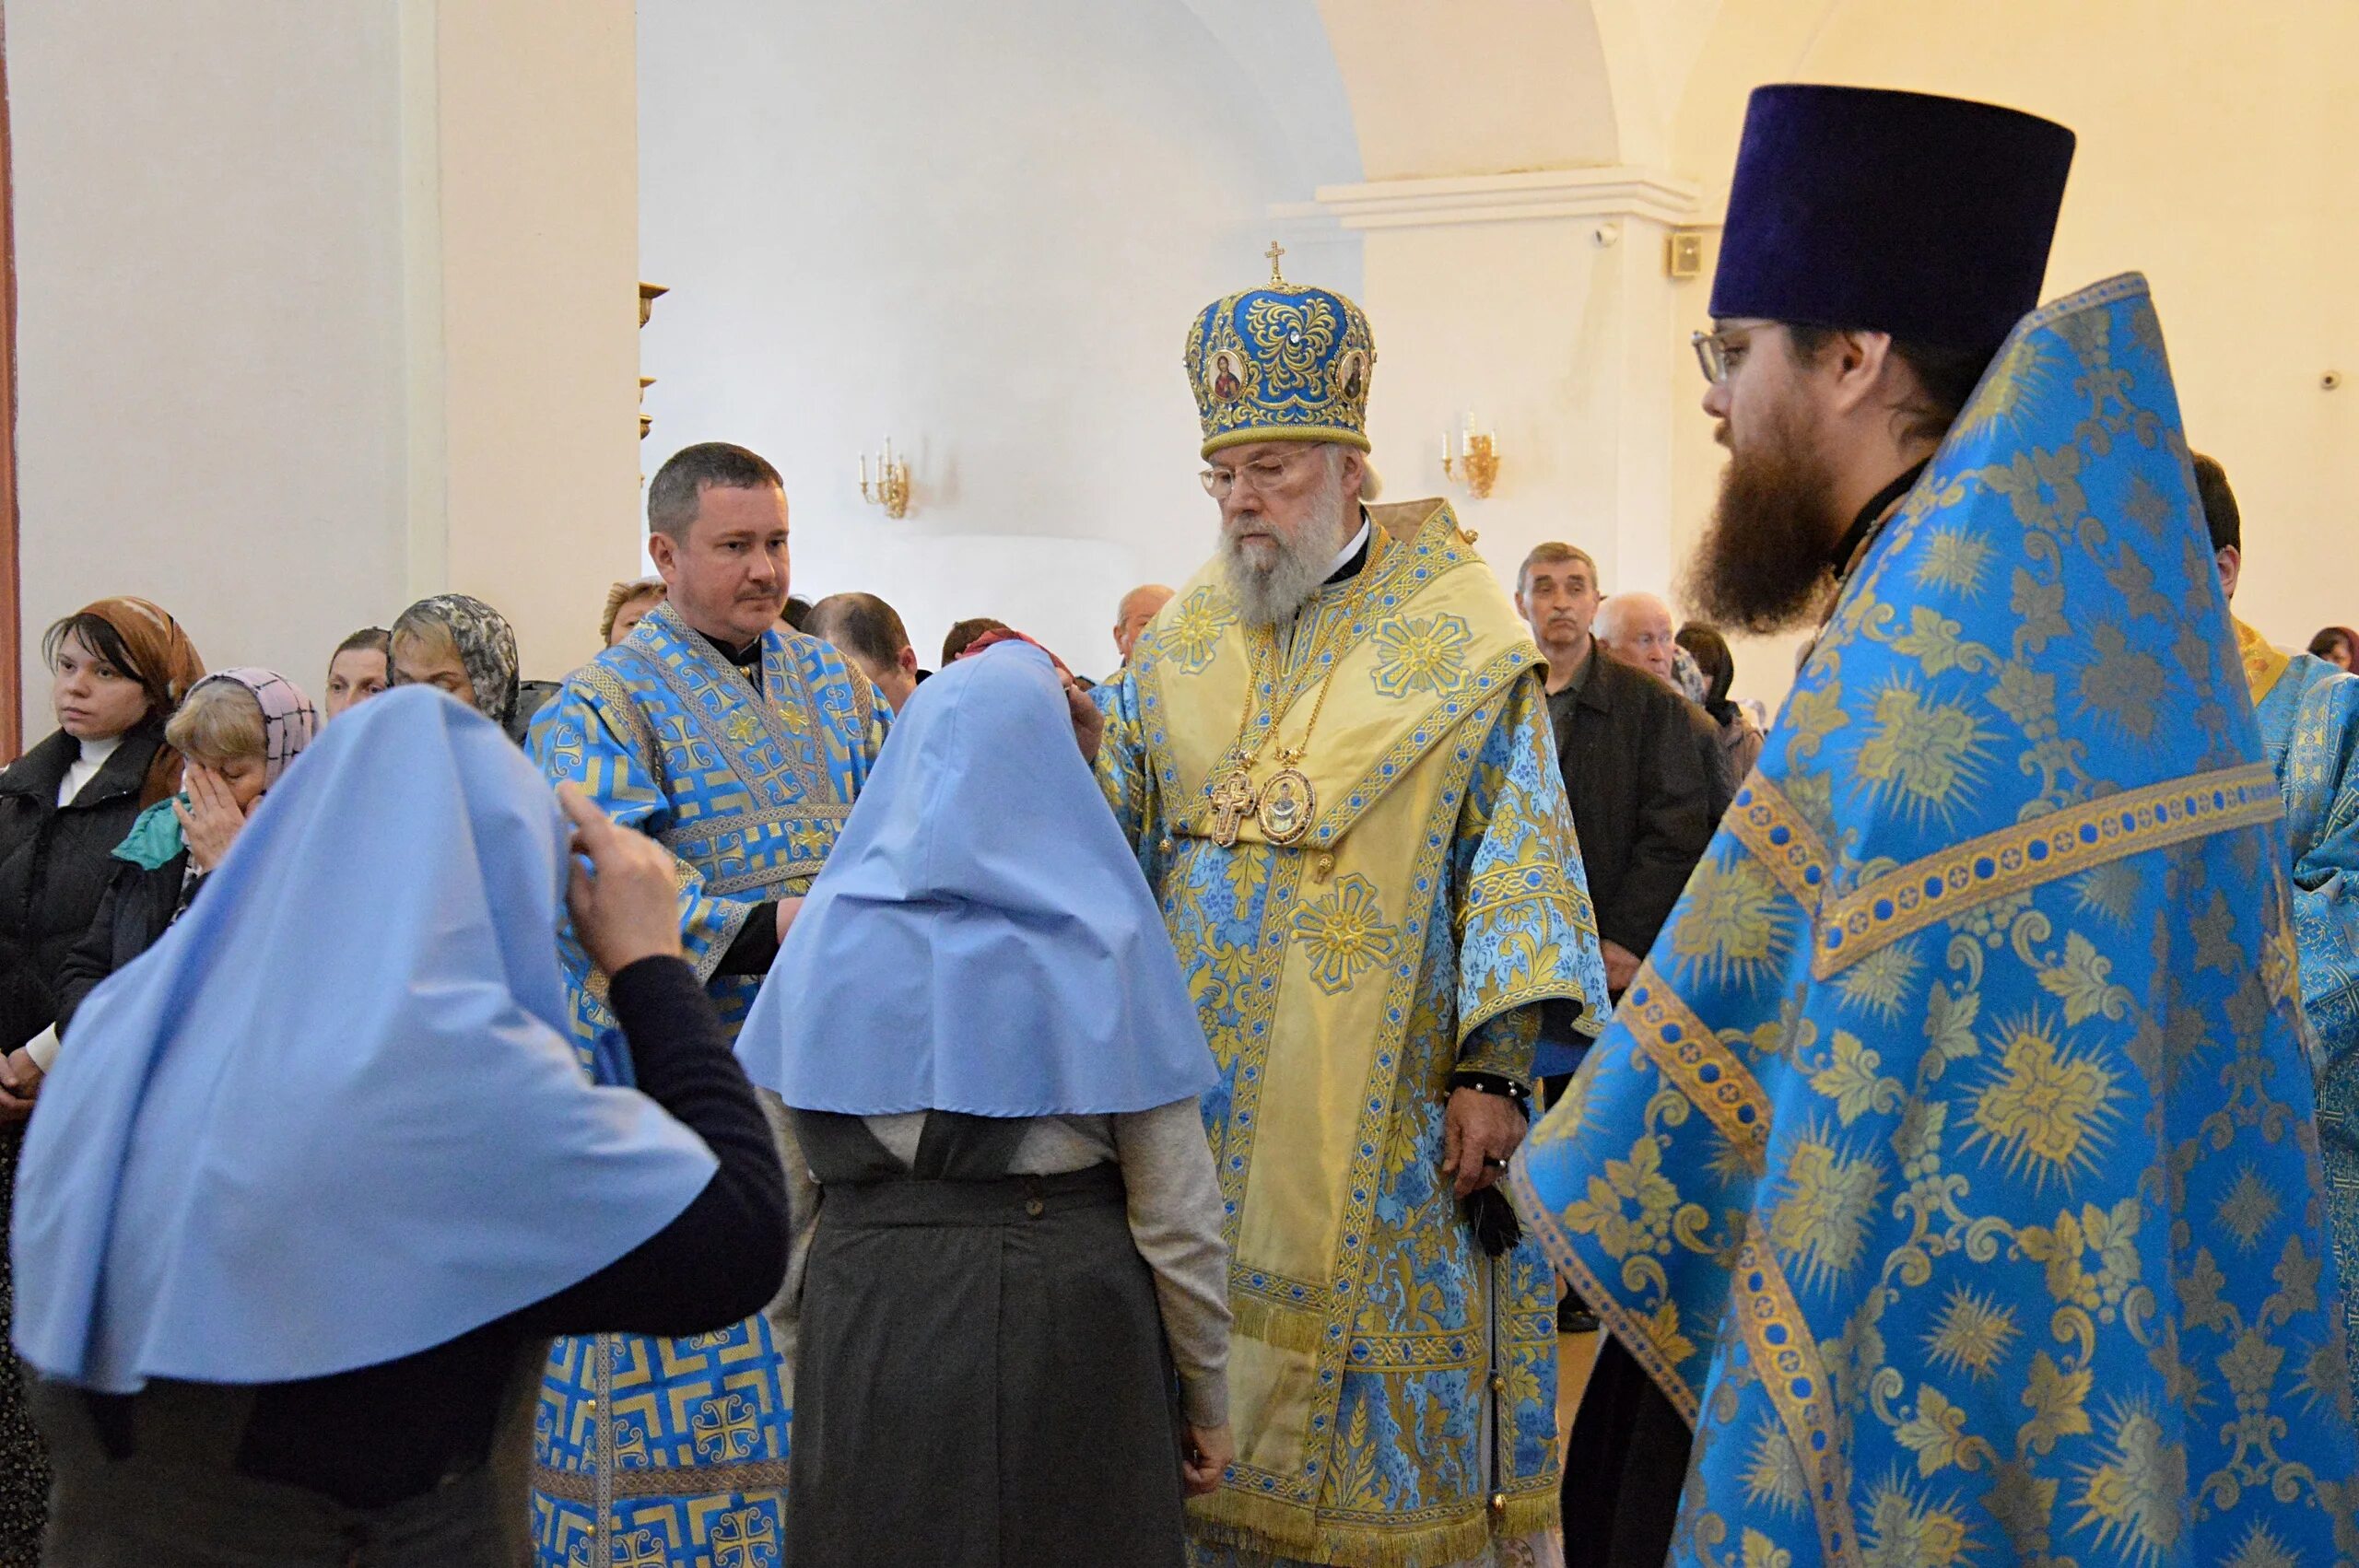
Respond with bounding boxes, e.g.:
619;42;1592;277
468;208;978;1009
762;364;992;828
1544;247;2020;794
737;641;1215;1117
11;686;720;1393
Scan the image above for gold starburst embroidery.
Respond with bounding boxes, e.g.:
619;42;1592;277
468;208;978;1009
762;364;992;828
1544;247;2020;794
1963;1014;2119;1189
1669;849;1792;990
1853;680;1990;827
2071;1399;2187;1568
1766;1128;1884;1292
2213;1165;2283;1252
1911;526;1994;598
1921;1285;2021;1384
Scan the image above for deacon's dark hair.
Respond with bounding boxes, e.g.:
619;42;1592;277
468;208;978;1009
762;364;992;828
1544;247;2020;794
43;613;161;714
2189;452;2239;556
781;596;813;632
942;617;1009;665
647;441;785;542
334;626;392;662
808;592;912;673
1788;326;1989;448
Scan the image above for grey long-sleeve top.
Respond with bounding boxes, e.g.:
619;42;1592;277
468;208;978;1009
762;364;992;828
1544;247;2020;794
768;1095;1232;1428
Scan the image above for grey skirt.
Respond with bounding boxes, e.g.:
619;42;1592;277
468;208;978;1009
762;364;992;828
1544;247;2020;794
29;1353;542;1568
786;1112;1187;1568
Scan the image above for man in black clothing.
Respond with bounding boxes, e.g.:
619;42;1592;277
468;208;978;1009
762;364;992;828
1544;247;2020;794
1516;544;1721;1003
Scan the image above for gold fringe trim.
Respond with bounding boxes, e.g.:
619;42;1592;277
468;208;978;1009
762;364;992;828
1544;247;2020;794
1230;1293;1328;1353
1188;1485;1559;1568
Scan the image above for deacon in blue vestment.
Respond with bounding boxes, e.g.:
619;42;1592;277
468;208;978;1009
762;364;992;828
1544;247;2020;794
526;443;887;1568
1513;87;2359;1568
2195;451;2359;1413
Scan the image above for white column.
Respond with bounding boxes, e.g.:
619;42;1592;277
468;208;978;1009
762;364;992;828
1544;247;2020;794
1306;168;1702;603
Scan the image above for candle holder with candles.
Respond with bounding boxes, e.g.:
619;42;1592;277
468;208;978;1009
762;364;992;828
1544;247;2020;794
860;438;912;520
1440;416;1501;500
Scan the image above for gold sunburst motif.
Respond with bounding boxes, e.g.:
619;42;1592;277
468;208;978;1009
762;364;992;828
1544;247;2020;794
1836;942;1923;1024
1954;333;2059;445
1668;848;1793;990
1910;526;1994;599
1860;1474;1973;1568
2220;1522;2303;1568
1961;1012;2120;1190
1740;1415;1809;1516
2070;858;2144;928
1921;1284;2022;1384
2212;1164;2283;1253
2071;1398;2188;1568
1766;1122;1885;1293
1852;679;1991;829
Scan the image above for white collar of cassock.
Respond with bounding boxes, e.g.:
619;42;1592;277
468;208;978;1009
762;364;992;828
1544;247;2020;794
1327;517;1371;579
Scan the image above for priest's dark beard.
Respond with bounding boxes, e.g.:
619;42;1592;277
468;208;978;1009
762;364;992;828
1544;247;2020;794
1683;406;1848;635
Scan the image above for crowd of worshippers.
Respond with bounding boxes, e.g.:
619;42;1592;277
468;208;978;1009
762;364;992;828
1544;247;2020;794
2;78;2359;1568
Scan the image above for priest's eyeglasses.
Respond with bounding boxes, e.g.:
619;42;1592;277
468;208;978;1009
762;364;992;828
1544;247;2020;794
1691;328;1752;386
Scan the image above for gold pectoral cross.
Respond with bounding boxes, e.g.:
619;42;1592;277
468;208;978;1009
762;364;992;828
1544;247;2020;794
1205;766;1260;848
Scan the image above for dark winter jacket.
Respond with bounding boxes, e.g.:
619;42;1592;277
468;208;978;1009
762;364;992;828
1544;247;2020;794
0;724;168;1050
1545;650;1729;977
54;848;201;1039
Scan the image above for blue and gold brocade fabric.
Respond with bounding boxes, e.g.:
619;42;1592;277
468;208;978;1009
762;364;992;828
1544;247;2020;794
1512;275;2359;1567
1097;506;1607;1564
525;603;886;1568
2249;640;2359;1416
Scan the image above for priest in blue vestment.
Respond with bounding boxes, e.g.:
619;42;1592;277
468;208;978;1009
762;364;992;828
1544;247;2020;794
1514;86;2359;1568
525;442;887;1568
2195;451;2359;1413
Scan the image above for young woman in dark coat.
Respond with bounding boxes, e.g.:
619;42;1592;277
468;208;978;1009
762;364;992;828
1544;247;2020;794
0;596;203;1561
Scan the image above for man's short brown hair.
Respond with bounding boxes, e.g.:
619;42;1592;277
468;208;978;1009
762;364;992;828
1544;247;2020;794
1518;543;1598;595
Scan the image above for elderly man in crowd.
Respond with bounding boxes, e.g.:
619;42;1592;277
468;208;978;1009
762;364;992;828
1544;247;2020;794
1111;583;1174;670
807;591;925;716
1086;248;1607;1567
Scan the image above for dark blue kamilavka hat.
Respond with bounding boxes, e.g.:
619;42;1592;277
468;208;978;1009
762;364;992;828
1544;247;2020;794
1710;85;2076;357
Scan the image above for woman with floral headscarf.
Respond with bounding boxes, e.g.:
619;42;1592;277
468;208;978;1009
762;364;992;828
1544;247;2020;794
27;668;322;1086
389;595;522;734
0;595;203;1560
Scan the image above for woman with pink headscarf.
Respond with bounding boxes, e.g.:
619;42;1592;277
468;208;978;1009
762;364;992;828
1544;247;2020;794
14;669;320;1103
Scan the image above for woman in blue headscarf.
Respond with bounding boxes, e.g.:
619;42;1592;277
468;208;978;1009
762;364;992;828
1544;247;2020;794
9;687;792;1566
736;638;1229;1568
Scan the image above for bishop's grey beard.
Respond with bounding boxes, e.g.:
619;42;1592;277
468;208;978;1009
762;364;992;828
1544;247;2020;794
1683;401;1848;635
1220;484;1352;627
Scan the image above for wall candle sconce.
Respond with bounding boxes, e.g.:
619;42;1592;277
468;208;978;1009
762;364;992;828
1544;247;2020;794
861;438;912;520
1441;414;1500;499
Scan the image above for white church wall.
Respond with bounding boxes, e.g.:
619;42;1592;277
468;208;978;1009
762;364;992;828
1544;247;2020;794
11;1;411;720
1672;1;2359;710
10;0;640;731
635;0;1361;680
